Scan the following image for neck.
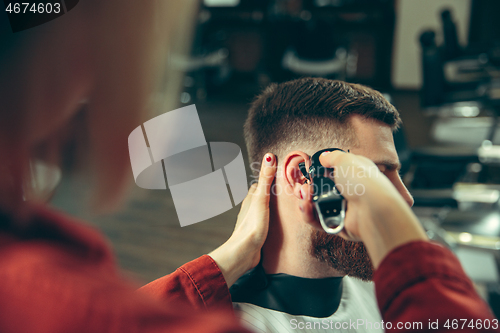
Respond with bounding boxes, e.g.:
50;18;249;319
261;195;344;279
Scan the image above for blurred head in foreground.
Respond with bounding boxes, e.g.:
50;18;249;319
244;78;413;280
0;0;197;218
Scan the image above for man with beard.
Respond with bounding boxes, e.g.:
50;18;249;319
229;78;413;333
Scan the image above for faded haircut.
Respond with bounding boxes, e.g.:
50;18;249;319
244;78;401;169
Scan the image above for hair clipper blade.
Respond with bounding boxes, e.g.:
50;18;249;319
308;148;346;234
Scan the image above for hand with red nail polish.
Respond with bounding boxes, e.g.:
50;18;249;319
209;153;277;287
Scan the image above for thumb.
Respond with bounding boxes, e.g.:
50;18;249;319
255;153;277;202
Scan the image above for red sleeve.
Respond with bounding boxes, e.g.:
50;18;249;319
373;241;498;332
0;206;247;333
139;255;233;312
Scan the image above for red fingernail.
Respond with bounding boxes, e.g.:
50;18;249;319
300;188;305;200
265;154;273;166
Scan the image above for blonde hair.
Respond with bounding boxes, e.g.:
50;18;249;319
0;0;198;217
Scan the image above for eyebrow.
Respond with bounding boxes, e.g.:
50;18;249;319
374;160;402;172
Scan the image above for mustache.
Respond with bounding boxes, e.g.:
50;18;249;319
311;231;374;281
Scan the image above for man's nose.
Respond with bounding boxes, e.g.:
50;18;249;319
399;182;414;207
402;188;414;207
392;174;414;207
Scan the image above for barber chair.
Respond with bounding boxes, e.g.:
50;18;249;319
412;9;500;258
399;39;500;312
406;134;500;316
397;8;500;306
281;19;352;80
394;120;500;209
393;125;481;209
178;0;269;103
271;0;356;80
419;8;500;147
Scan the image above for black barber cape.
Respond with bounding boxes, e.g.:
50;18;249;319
229;263;383;333
230;263;343;318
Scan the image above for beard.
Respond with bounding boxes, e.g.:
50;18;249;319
310;230;374;281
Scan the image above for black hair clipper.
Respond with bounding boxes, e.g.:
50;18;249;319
299;148;346;234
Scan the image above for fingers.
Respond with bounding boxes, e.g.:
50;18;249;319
239;183;257;213
254;153;277;203
248;183;258;193
238;153;276;223
320;150;376;172
246;183;257;199
318;150;347;169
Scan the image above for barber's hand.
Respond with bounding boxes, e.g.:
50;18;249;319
299;151;427;268
209;153;277;287
321;151;402;240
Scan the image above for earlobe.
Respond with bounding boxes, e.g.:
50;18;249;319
283;151;311;199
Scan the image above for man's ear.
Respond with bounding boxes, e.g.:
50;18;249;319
283;151;310;200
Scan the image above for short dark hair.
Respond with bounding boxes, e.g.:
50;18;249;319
244;78;401;166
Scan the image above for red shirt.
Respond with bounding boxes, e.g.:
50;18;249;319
0;206;245;333
0;205;497;332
